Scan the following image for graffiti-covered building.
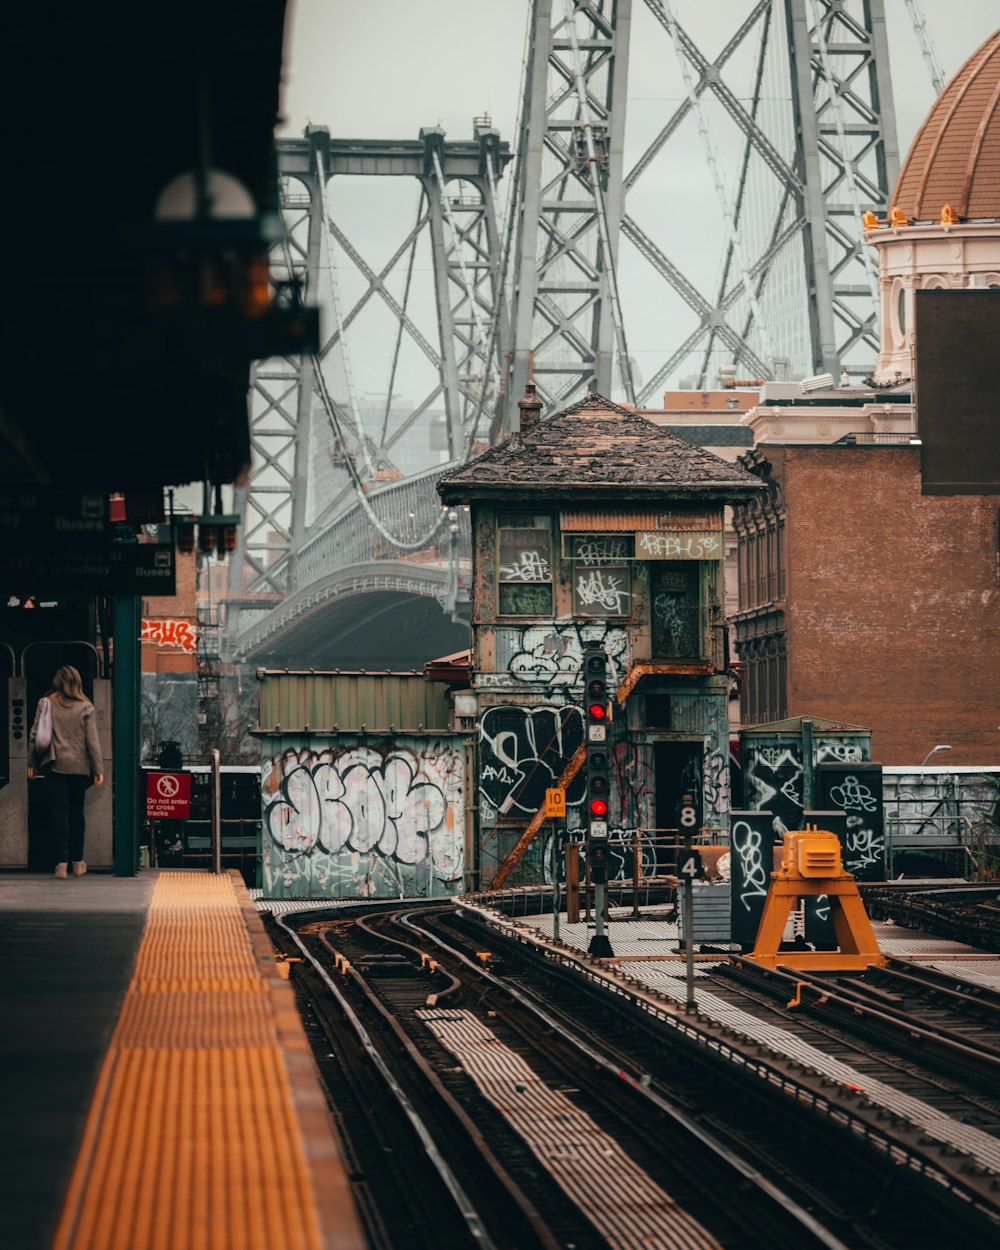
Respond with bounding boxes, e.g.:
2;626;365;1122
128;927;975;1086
437;390;763;885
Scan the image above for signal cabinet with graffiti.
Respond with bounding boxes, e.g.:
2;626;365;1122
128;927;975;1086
438;391;765;887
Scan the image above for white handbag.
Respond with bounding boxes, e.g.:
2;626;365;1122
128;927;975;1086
35;697;53;751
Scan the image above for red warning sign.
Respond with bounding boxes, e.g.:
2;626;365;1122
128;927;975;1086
145;771;191;819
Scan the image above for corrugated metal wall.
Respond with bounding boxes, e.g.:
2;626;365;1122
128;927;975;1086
258;672;452;733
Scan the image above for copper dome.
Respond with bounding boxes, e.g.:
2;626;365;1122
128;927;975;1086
891;29;1000;222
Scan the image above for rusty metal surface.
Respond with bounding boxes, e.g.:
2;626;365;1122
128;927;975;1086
258;670;453;733
561;507;724;531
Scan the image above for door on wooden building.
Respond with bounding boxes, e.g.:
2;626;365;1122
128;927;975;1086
654;740;703;870
650;563;701;658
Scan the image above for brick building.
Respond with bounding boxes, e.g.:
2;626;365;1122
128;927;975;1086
732;31;1000;767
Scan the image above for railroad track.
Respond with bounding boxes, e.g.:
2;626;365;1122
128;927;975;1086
711;957;1000;1100
267;901;1000;1250
863;884;1000;950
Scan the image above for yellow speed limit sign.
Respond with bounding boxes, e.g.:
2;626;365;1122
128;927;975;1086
544;788;566;818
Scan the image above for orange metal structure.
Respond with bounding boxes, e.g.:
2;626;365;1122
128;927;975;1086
744;829;887;971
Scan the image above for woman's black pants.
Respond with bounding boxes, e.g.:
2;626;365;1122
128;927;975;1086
47;772;89;864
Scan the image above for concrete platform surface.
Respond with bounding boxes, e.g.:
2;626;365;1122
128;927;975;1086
0;871;155;1250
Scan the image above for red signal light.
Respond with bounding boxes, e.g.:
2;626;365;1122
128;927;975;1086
589;798;608;817
587;702;606;720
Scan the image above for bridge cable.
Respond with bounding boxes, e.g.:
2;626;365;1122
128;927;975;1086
315;149;377;480
651;0;776;374
380;187;426;453
312;359;451;553
903;0;945;96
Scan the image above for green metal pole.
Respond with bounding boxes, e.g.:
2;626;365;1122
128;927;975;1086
802;718;815;815
112;592;141;876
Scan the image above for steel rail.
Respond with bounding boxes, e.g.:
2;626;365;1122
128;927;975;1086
458;899;1000;1227
274;912;504;1250
398;908;855;1250
722;960;1000;1093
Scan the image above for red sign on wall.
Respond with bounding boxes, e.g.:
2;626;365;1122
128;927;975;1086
145;771;191;820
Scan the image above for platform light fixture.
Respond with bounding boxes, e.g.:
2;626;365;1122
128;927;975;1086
920;744;952;767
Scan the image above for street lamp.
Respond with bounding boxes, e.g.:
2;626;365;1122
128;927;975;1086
921;744;952;767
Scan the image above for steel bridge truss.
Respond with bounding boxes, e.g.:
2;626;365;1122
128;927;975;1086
230;126;510;636
503;0;900;432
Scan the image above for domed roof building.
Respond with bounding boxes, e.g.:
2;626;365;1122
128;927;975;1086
730;29;1000;771
867;30;1000;383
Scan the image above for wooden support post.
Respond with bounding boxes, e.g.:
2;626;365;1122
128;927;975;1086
632;831;641;917
565;842;580;923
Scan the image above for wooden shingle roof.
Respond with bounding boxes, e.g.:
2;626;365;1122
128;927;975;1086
437;392;764;503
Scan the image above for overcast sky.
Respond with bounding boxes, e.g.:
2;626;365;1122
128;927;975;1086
279;2;997;157
273;3;999;403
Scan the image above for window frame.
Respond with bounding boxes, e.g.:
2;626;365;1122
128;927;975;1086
496;513;554;618
566;532;635;619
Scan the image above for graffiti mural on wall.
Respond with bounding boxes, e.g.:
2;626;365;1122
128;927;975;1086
703;748;730;820
728;812;775;946
262;741;463;899
141;618;197;652
818;765;885;879
743;746;804;831
502;623;628;691
610;740;655;833
743;739;863;831
480;706;585;817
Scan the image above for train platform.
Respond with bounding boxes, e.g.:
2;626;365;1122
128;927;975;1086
0;869;364;1250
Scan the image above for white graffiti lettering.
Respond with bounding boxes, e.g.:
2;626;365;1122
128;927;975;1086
639;532;720;559
499;550;551;582
574;537;630;565
479;706;585;815
829;775;878;813
505;624;629;689
576;569;630;614
262;743;463;899
732;820;769;912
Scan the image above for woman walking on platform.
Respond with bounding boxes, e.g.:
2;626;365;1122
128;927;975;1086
29;665;104;878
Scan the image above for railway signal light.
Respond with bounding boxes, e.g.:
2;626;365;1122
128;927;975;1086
582;645;612;868
584;646;610;725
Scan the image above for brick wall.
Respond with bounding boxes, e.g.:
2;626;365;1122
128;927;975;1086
784;446;1000;765
141;550;197;674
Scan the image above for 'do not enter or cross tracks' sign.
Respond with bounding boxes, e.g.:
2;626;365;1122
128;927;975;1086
145;771;192;820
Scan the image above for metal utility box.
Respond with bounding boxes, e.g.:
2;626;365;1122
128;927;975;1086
740;716;871;834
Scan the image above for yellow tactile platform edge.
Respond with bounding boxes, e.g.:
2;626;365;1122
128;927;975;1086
52;872;365;1250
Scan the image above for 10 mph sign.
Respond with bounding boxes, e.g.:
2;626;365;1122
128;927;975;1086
145;771;191;819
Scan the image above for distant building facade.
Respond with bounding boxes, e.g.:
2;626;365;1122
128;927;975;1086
732;30;1000;768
